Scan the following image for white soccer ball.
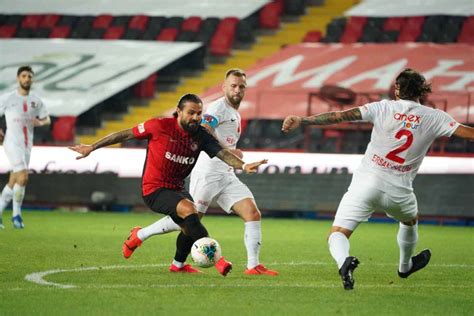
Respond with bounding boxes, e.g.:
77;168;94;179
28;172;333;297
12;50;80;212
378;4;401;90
191;237;222;268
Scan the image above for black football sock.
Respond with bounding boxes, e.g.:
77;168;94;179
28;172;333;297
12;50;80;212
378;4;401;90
173;213;209;262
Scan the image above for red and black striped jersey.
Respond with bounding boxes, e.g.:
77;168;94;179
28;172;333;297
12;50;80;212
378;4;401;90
132;117;222;195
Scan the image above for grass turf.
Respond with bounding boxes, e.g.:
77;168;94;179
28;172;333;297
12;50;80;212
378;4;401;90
0;210;473;315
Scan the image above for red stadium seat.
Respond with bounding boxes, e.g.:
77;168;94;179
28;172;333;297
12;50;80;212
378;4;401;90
210;32;233;56
397;16;425;42
134;74;157;98
340;20;364;43
156;28;179;41
103;26;125;39
383;17;405;31
39;14;60;28
21;15;43;29
0;25;17;38
129;15;149;31
52;116;77;142
49;26;71;38
458;18;474;43
216;17;239;37
348;16;367;28
181;16;202;32
259;2;281;29
303;30;322;42
93;15;113;29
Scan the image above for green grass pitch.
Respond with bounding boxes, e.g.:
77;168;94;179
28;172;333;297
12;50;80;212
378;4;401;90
0;211;473;315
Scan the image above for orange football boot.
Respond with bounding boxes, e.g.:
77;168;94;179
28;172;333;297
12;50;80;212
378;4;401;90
215;256;233;276
169;264;202;273
245;264;279;276
122;226;142;259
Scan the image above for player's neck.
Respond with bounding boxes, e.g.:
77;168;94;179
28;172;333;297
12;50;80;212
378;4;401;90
224;97;240;110
17;87;29;96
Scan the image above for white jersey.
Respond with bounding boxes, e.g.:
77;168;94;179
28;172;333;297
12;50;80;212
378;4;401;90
358;99;459;192
0;90;48;151
193;97;241;174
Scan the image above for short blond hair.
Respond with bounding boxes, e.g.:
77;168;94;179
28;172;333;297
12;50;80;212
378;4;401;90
225;68;246;79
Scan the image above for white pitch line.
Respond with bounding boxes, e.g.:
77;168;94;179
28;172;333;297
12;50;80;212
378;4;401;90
23;261;474;290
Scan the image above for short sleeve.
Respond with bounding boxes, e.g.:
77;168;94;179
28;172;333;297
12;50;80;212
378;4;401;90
37;98;49;119
433;110;460;138
132;118;161;140
359;101;385;123
202;101;225;129
0;93;8;116
199;127;223;158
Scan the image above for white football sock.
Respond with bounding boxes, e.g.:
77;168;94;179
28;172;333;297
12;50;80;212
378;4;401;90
244;221;262;269
0;184;13;216
12;184;25;217
137;216;181;241
397;223;418;273
172;260;184;268
328;232;350;269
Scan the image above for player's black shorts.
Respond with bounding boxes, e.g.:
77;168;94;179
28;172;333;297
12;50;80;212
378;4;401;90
143;188;194;224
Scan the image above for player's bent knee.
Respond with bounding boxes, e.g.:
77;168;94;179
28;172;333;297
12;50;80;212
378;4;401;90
329;226;353;239
402;217;418;226
176;199;198;219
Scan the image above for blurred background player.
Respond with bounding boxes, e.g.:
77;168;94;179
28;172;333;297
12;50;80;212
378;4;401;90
69;93;267;275
128;69;278;276
282;68;474;290
0;66;50;229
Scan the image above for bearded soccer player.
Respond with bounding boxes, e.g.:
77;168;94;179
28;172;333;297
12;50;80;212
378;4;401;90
122;69;278;276
0;66;51;229
282;68;474;290
69;94;267;275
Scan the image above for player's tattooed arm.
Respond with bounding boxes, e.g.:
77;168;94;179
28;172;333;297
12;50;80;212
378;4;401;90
216;149;267;174
69;128;135;160
302;107;362;126
282;107;362;132
91;129;135;150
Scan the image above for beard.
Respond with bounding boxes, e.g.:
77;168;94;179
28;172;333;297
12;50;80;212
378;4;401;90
182;120;199;133
227;94;243;106
20;83;31;91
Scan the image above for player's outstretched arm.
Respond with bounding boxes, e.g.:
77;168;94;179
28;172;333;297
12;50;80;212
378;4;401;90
216;148;267;174
68;128;135;160
282;107;362;132
452;124;474;141
33;116;51;127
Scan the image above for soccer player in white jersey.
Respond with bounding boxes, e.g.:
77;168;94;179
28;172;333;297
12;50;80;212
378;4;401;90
123;69;278;275
0;66;50;229
282;68;474;290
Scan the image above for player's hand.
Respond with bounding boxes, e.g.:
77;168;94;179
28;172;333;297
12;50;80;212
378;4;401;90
33;118;44;127
243;159;268;174
68;144;94;160
282;115;302;133
0;129;4;143
230;148;243;159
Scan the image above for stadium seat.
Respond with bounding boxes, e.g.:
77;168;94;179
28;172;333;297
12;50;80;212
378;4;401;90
458;17;474;43
259;2;281;29
111;16;131;27
5;15;23;27
103;26;125;39
340;17;366;43
176;31;196;41
195;28;215;45
52;116;77;142
129;15;149;31
383;17;404;31
57;15;79;27
122;28;142;40
284;0;305;15
133;74;157;98
93;14;113;29
156;28;179;41
165;17;184;29
0;25;17;38
322;18;346;42
32;28;51;38
217;17;239;36
15;28;33;38
181;16;202;32
210;32;233;56
39;14;59;28
21;15;42;29
87;28;106;39
378;31;398;42
49;25;71;38
142;16;165;40
236;19;255;42
303;30;322;42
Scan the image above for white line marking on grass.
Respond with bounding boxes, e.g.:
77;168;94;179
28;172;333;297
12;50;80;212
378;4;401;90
24;261;474;289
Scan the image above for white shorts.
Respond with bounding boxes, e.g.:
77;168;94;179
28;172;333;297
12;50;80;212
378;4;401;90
4;143;31;172
333;170;418;231
189;172;254;214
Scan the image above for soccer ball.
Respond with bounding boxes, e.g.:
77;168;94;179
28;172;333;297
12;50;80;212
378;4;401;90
191;237;222;268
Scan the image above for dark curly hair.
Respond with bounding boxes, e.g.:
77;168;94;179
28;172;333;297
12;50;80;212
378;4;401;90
395;68;431;101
